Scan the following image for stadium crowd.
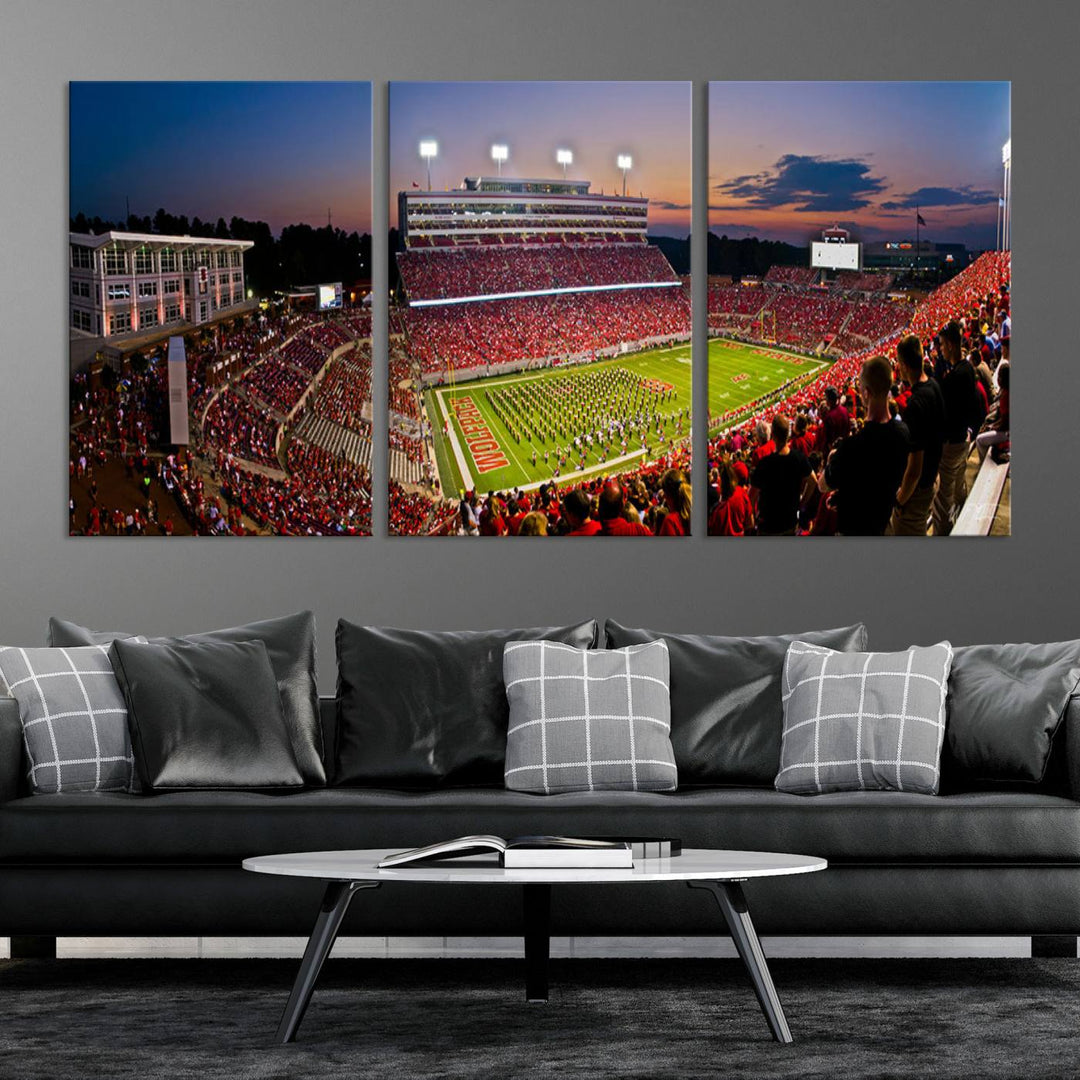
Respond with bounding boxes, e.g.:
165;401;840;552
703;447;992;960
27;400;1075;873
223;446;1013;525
405;451;693;538
398;243;678;302
829;299;912;355
70;308;377;537
707;251;1011;537
404;288;690;376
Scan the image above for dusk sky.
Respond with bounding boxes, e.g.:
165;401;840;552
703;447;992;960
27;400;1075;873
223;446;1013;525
70;82;372;236
709;82;1010;250
389;82;692;238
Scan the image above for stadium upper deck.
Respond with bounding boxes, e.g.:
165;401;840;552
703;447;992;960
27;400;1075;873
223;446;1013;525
398;175;649;250
397;175;680;307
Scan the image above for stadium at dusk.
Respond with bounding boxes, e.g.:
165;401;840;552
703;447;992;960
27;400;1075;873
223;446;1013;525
388;81;694;537
68;81;374;537
706;81;1011;538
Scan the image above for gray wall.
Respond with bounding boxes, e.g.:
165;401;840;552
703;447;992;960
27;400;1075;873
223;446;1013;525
0;0;1071;691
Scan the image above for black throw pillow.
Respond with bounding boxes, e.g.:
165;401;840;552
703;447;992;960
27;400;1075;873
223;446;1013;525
335;620;600;788
942;641;1080;788
604;620;868;786
109;637;304;792
48;612;325;786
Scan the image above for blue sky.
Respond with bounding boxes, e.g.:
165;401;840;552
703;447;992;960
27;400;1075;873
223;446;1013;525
709;81;1011;249
70;82;372;235
389;82;692;238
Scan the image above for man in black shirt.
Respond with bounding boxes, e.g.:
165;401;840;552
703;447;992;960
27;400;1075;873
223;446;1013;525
822;355;910;535
888;333;946;536
932;319;978;535
750;414;810;535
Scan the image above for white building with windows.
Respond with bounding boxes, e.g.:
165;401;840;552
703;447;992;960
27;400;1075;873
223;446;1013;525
69;231;254;341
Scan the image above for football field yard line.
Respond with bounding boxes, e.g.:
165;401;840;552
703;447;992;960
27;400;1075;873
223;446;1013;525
434;387;477;493
427;345;692;493
707;338;830;433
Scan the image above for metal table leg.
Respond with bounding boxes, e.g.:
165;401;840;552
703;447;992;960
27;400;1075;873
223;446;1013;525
523;883;552;1002
688;879;793;1044
276;880;380;1044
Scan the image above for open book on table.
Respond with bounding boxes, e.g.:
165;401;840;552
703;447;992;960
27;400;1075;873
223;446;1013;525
377;835;636;869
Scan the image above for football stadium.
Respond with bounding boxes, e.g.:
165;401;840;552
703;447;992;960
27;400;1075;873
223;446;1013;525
68;80;375;538
705;80;1011;538
69;240;375;537
389;175;693;536
706;246;1012;536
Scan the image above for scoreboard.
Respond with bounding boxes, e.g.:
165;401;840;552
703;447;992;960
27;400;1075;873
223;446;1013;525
317;282;343;310
811;241;862;271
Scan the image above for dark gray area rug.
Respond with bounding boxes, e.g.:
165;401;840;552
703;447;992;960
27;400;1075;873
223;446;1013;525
1;957;1079;1079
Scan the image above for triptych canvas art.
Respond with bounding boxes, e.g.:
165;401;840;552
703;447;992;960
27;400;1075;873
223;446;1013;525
68;80;1010;539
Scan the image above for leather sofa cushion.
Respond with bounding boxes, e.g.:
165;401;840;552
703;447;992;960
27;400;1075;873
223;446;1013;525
2;787;1078;865
335;620;599;788
47;613;325;787
604;621;868;786
109;638;304;791
943;641;1080;788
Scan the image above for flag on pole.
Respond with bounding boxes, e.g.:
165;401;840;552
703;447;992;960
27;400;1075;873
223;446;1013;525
916;212;927;227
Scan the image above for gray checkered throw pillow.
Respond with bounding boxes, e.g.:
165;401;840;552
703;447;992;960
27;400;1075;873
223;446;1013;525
776;640;953;795
503;639;677;794
0;645;138;794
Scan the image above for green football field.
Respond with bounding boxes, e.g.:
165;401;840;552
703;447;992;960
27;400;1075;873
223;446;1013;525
426;344;692;496
423;338;830;494
707;338;831;434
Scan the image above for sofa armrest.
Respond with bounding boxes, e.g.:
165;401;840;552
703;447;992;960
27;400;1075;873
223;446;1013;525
1066;692;1080;801
0;696;24;803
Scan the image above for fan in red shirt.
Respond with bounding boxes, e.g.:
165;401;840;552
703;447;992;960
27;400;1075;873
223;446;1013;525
708;464;754;536
597;481;652;536
658;468;691;536
562;488;602;536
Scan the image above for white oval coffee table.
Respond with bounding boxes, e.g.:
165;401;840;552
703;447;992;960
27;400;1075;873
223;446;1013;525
244;847;827;1046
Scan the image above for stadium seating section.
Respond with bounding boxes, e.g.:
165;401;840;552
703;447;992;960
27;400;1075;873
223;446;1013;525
397;243;679;303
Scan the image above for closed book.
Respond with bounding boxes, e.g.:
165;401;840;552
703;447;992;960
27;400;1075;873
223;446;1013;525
583;837;682;860
503;843;632;869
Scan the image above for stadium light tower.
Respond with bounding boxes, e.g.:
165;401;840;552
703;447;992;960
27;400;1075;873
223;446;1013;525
556;148;573;180
1001;138;1012;252
617;154;633;197
491;143;508;177
419;140;438;190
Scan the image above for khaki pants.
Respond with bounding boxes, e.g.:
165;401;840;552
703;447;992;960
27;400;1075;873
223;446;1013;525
887;484;934;536
932;441;971;536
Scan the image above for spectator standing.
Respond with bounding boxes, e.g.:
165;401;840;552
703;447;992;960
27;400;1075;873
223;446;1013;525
708;464;754;536
750;415;810;536
658;469;691;536
819;386;851;453
933;320;979;536
821;355;910;535
889;334;945;535
598;482;651;536
562;488;602;536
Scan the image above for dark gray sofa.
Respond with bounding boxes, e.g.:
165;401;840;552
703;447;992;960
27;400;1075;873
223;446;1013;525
4;693;1080;957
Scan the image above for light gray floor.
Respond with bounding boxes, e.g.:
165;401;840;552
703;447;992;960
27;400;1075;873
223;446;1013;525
0;935;1048;959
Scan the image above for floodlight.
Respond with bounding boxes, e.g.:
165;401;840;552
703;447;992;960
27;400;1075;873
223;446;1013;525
491;143;508;176
617;154;632;196
419;140;438;190
556;148;573;179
